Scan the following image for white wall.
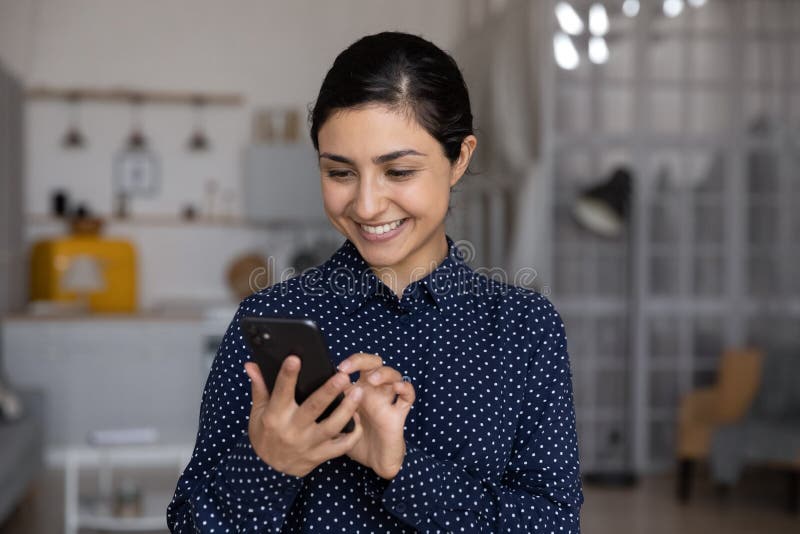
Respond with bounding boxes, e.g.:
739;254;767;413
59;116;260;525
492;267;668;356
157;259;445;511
0;0;467;309
0;0;33;79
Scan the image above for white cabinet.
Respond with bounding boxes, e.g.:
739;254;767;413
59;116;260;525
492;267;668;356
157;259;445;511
1;316;211;454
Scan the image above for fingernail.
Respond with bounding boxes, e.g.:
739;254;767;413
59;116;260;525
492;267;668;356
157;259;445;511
368;372;381;384
337;360;351;372
350;386;363;401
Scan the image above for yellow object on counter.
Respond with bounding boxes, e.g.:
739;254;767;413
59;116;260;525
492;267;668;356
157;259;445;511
29;233;137;313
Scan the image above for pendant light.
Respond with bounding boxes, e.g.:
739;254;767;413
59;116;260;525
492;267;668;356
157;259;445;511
126;94;147;150
188;96;210;152
62;92;86;149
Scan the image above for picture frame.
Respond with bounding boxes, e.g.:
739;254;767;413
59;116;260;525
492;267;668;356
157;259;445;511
113;148;160;197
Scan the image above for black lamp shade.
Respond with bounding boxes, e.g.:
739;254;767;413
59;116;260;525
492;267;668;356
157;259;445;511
572;167;633;238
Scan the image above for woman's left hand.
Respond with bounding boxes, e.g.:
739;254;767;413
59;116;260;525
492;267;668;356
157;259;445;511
337;352;416;479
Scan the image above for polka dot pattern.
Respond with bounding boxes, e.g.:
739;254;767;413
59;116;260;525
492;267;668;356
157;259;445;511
167;234;584;532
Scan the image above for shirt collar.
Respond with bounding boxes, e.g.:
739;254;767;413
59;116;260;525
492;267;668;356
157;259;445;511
324;234;474;316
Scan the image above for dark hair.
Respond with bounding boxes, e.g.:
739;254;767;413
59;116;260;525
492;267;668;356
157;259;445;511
308;31;474;165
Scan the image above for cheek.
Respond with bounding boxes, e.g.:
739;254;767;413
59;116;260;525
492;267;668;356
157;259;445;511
397;177;451;217
320;181;349;214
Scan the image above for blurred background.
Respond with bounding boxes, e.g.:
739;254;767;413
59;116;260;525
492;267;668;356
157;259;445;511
0;0;799;532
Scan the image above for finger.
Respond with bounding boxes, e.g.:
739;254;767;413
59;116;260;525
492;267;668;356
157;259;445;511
244;362;269;407
336;352;383;374
317;385;363;438
364;366;403;386
294;370;351;427
314;415;364;461
270;355;301;411
392;380;416;410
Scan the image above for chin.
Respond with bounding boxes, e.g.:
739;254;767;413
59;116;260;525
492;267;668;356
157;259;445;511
356;245;403;267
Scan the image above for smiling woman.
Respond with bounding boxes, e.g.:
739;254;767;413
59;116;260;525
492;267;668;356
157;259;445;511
167;31;583;533
317;105;475;293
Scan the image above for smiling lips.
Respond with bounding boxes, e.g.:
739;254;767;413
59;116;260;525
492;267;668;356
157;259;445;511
358;217;409;241
359;218;407;234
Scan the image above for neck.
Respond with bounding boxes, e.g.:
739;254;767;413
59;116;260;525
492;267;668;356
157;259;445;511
371;231;449;298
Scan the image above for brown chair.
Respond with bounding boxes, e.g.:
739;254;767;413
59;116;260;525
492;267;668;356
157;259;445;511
675;347;764;502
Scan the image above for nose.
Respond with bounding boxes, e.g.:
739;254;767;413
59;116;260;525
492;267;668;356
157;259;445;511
352;174;387;222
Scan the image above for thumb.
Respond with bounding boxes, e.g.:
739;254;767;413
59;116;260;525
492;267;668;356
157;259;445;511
244;362;270;407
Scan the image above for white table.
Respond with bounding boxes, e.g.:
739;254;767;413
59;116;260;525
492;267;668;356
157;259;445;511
63;444;192;534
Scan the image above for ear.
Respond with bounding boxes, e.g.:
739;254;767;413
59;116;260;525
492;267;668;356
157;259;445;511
449;135;477;188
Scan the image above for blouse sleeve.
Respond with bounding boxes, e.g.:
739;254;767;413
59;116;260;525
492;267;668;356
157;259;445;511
166;300;304;533
375;295;584;533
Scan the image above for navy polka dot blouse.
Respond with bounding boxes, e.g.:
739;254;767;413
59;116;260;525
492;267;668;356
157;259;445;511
167;234;583;532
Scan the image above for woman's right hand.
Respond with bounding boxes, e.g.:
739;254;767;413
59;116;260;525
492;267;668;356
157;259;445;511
244;355;364;477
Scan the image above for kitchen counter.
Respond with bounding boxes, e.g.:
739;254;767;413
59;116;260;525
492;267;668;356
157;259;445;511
1;311;206;322
2;299;239;323
1;304;237;461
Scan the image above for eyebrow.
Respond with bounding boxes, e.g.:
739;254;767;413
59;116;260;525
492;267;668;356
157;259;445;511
318;149;426;165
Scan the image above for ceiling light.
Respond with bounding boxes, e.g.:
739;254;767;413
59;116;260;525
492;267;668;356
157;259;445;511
589;36;610;64
589;37;609;65
554;32;580;70
622;0;640;17
663;0;685;17
555;2;585;35
589;3;610;36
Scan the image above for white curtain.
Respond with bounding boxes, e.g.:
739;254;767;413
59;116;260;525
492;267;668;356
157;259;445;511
452;0;550;288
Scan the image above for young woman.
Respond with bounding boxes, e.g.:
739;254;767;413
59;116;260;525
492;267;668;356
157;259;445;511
167;31;583;533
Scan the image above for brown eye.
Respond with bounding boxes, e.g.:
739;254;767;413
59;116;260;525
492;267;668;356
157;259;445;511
326;169;355;179
386;169;416;178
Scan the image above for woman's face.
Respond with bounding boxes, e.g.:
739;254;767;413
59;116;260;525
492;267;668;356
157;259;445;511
317;104;475;279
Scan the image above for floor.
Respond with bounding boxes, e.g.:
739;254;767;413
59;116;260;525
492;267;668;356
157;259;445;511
1;465;798;533
580;466;799;534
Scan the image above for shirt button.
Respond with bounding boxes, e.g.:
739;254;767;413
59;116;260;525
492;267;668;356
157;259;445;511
395;502;407;513
283;487;295;496
399;314;411;324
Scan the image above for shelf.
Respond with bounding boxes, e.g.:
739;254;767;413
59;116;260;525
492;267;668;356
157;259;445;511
64;444;193;465
26;86;243;106
1;311;206;323
649;243;724;256
64;445;192;534
26;213;331;230
549;298;628;315
547;0;800;475
77;488;175;531
77;515;166;532
552;133;791;151
560;76;800;93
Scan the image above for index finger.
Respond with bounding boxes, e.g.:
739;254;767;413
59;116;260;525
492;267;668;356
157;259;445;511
293;370;351;427
336;352;383;374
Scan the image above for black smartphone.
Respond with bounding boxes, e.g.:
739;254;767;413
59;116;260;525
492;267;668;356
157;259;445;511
241;316;355;433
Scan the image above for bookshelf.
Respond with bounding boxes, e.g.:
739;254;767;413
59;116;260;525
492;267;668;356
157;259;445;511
545;0;800;474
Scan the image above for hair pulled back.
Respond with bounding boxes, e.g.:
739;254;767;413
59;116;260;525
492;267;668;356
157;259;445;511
309;31;474;164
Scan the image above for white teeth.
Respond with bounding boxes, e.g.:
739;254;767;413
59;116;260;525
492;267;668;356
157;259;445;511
360;218;406;235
